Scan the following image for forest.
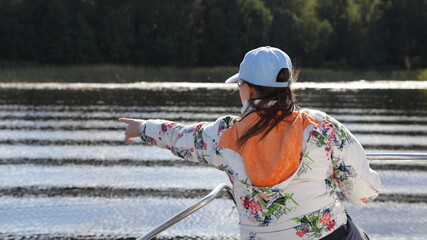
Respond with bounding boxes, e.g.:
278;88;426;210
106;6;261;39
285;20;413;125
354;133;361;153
0;0;426;70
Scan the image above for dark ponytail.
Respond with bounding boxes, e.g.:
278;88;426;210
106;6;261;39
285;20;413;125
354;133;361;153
238;68;299;145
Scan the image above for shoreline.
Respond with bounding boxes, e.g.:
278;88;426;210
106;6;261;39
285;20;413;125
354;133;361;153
1;80;427;90
0;65;424;83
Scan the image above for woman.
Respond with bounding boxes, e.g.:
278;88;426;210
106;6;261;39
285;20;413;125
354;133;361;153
119;46;381;240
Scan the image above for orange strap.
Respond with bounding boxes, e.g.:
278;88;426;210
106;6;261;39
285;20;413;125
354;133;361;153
219;112;319;187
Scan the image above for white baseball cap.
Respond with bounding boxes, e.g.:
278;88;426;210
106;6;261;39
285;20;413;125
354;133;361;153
225;46;293;87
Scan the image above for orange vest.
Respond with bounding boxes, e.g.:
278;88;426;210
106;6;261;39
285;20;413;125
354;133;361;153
219;111;319;187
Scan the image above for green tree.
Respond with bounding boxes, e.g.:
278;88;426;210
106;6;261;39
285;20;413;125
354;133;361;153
349;0;382;68
39;0;73;63
0;0;40;63
92;0;134;63
317;0;360;68
263;0;294;54
196;0;243;66
0;1;22;61
1;0;426;69
237;0;273;52
377;0;427;69
289;0;332;67
67;12;99;63
196;0;272;66
134;0;200;66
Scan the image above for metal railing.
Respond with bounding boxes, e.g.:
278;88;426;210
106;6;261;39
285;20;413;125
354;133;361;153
366;153;427;161
137;153;427;240
137;183;235;240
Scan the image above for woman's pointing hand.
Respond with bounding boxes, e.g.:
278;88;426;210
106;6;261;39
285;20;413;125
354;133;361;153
118;118;146;144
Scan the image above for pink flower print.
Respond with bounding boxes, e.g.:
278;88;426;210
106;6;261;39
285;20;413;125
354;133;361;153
192;123;204;136
189;148;194;152
160;125;167;133
159;123;176;134
258;194;270;200
296;231;305;237
242;197;250;209
319;213;332;225
201;141;207;150
217;125;225;136
241;197;262;216
330;128;338;138
249;200;262;215
321;122;330;131
177;132;184;139
327;221;336;230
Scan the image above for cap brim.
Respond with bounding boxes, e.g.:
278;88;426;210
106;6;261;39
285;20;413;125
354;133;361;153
225;73;240;83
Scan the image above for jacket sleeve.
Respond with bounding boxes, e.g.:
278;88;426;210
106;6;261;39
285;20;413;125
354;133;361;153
328;115;382;206
139;116;238;165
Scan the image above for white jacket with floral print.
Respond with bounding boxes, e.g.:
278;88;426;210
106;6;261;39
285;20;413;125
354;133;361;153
139;108;382;240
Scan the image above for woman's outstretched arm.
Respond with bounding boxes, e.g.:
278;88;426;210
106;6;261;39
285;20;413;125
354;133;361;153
119;116;238;165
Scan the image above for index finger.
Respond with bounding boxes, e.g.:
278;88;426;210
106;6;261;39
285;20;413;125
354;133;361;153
118;118;133;124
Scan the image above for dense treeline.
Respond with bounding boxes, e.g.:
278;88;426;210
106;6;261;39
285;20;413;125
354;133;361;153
0;0;426;69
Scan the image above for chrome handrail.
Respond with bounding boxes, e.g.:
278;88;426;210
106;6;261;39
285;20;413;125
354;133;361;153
137;183;234;240
367;153;427;161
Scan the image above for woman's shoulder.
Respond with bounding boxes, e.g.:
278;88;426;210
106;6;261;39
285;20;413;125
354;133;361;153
299;108;328;121
213;115;240;126
203;115;240;137
298;108;347;133
299;108;346;127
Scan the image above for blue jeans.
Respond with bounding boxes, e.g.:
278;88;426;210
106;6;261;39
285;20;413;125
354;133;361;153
341;214;370;240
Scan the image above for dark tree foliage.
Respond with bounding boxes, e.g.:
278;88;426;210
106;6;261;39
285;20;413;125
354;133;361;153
196;0;243;66
133;0;199;66
0;0;426;69
93;0;134;64
376;0;427;69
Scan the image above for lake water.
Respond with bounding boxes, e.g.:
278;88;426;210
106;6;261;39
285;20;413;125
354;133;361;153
0;81;426;240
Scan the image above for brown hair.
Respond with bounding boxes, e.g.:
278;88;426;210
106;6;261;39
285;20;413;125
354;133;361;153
238;68;299;145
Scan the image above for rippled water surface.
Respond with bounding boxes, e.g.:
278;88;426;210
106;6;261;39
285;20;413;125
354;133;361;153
0;81;426;239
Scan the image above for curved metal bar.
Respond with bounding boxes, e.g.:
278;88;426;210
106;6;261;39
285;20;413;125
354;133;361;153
367;153;427;161
137;183;234;240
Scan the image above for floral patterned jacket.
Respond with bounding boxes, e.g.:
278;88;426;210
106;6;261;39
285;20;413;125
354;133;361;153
139;107;382;240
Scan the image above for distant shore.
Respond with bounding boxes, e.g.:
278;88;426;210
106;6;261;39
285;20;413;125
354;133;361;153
0;65;425;83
